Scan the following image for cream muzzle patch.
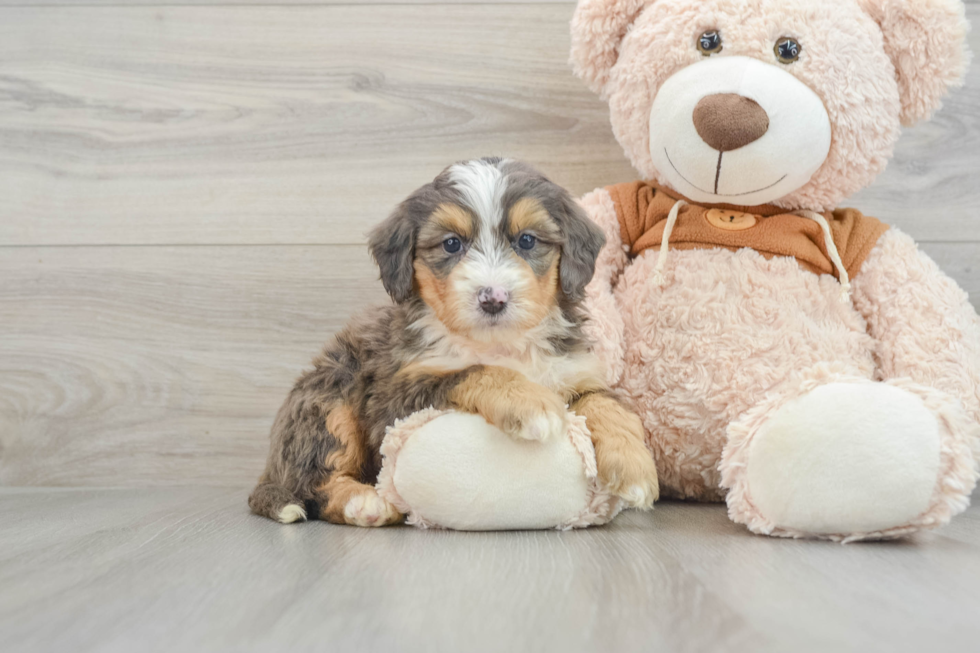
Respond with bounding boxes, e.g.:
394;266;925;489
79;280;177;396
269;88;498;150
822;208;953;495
649;55;832;206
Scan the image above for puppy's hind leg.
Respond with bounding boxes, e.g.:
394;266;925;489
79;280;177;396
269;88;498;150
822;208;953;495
315;475;402;527
249;479;308;524
314;404;403;527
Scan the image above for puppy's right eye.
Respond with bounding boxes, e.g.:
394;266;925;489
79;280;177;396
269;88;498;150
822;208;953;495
697;30;723;56
442;237;462;254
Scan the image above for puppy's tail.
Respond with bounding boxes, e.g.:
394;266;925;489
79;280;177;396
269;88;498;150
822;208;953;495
248;480;308;524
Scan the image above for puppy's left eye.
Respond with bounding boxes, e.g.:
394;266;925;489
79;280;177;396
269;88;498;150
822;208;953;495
774;37;801;63
443;237;462;253
517;233;536;250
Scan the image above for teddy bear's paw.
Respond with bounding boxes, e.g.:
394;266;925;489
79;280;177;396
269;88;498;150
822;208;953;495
597;444;660;510
742;381;946;535
343;488;404;527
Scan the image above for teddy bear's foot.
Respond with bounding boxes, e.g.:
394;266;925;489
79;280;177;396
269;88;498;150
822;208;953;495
722;373;979;542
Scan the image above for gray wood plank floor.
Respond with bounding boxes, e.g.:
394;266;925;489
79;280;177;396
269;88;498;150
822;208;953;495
1;487;978;653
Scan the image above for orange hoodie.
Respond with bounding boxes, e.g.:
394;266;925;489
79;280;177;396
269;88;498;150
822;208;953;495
606;180;890;280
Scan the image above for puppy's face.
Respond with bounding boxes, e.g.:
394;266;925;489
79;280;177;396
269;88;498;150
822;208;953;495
414;166;564;335
369;158;605;340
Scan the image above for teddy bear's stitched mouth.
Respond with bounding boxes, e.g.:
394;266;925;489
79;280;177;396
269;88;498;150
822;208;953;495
664;148;788;198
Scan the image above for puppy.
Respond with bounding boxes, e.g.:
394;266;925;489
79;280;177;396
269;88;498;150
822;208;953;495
249;157;659;526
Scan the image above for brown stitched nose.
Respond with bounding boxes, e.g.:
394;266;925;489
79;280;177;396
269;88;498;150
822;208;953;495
692;93;770;152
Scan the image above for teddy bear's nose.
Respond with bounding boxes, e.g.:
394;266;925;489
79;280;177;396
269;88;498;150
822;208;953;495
693;93;770;152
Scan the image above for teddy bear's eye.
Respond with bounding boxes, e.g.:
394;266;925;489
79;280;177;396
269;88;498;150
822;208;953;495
774;37;802;64
697;31;723;56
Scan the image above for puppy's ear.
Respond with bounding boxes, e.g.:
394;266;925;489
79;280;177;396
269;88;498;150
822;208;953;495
858;0;969;125
570;0;650;96
555;190;606;303
368;192;427;303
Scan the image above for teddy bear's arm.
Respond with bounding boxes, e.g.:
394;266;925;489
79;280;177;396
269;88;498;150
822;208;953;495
850;228;980;423
579;188;630;387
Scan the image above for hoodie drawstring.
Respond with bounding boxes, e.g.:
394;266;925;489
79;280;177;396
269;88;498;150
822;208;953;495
652;199;687;286
795;210;851;302
651;202;850;302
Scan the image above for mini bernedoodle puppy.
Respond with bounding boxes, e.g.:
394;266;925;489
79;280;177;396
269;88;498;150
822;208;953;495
249;157;659;527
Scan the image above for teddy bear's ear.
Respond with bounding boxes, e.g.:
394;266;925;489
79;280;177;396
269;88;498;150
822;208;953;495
570;0;650;96
858;0;970;126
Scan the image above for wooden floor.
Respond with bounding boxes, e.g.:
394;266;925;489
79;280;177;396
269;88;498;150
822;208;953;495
3;2;980;651
1;487;979;653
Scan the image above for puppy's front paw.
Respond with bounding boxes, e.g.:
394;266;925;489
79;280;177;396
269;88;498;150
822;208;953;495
519;404;568;442
596;437;660;510
343;488;403;527
450;366;569;443
500;385;568;442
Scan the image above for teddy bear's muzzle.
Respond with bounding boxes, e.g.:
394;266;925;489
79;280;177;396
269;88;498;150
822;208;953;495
647;55;832;207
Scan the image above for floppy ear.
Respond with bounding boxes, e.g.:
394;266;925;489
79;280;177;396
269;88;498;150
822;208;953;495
368;194;425;304
570;0;650;96
858;0;970;125
555;192;607;303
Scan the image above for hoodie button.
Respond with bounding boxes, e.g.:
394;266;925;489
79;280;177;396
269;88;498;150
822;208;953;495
705;208;759;231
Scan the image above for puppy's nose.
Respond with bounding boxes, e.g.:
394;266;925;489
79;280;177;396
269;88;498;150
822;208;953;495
478;287;509;316
693;93;770;152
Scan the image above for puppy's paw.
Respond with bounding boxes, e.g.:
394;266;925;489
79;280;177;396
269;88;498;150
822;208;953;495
519;405;568;442
596;439;660;510
499;385;568;442
343;489;403;527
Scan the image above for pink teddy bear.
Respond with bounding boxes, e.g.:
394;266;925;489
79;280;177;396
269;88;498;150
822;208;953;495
571;0;980;540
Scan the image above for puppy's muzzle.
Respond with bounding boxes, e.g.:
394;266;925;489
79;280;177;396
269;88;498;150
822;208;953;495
478;286;509;316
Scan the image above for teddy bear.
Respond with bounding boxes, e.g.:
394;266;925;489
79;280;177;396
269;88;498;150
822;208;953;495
569;0;980;541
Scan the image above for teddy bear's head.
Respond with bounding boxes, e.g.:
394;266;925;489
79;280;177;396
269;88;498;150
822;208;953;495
571;0;969;211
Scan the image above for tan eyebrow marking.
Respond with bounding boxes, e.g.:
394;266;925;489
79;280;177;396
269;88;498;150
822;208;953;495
507;197;557;238
430;202;475;240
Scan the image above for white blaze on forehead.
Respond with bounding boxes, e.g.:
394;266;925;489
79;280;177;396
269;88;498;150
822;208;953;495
448;159;509;231
446;159;536;331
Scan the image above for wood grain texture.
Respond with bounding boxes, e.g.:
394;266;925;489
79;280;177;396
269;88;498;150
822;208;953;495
3;242;978;488
0;4;978;246
0;0;974;6
0;487;978;653
0;4;629;246
0;0;576;5
0;245;386;486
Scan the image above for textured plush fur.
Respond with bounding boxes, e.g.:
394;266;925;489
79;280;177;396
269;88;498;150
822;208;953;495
582;197;980;538
249;158;658;526
570;0;969;211
569;0;979;540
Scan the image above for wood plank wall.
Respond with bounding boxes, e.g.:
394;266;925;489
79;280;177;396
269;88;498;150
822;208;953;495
2;1;979;487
